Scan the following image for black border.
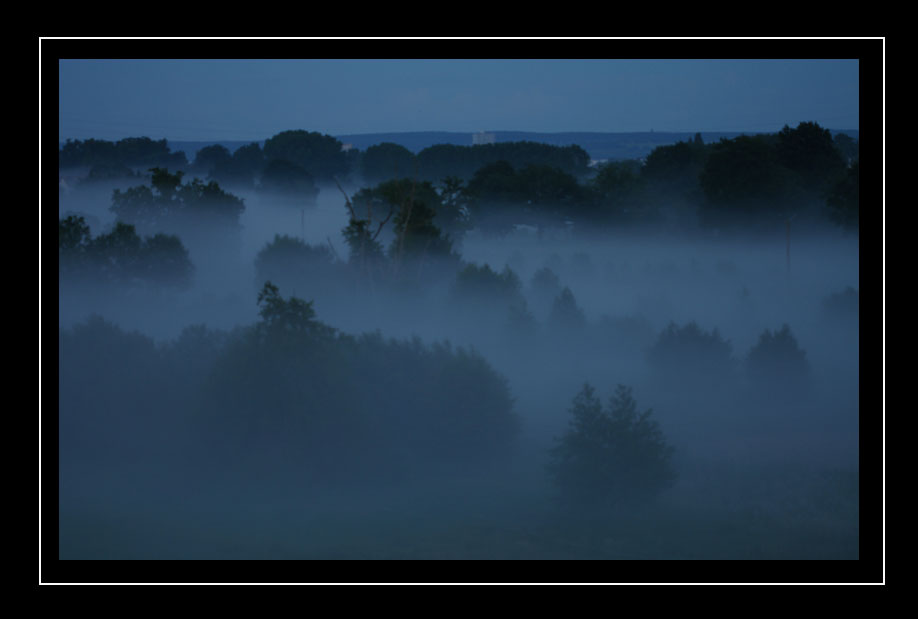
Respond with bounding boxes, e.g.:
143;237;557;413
40;36;883;585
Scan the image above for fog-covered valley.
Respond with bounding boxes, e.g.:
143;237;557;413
55;168;861;566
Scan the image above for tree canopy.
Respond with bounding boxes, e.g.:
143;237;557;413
262;130;349;182
59;215;193;288
60;137;187;169
111;167;245;233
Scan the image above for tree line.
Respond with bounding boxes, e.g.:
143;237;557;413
60;122;858;232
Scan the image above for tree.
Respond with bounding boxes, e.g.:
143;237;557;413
111;168;245;233
257;159;319;203
464;160;521;204
255;281;335;341
211;142;266;187
193;144;232;176
139;233;194;287
352;179;457;270
262;130;349;182
60;216;193;288
436;176;473;240
776;122;847;196
699;135;797;225
641;139;708;202
517;163;585;207
833;132;859;164
549;383;676;508
590;159;645;221
390;193;456;267
59;136;186;169
59;214;92;255
361;142;416;185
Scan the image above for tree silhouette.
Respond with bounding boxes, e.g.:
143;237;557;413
549;383;676;508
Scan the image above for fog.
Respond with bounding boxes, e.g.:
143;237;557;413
55;177;860;566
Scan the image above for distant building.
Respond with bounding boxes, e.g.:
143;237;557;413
472;131;496;145
341;143;354;152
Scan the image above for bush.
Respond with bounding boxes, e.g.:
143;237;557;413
549;383;676;508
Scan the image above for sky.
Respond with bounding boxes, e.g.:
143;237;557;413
57;57;860;142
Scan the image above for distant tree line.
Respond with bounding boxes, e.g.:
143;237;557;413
60;137;188;170
61;122;859;232
348;123;858;235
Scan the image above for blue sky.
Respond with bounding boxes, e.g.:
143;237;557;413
57;57;859;142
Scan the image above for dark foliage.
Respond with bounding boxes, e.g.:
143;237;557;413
192;144;232;176
60;136;187;170
349;178;459;278
257;159;320;203
776;122;847;196
361;142;417;185
110;168;245;235
699;135;797;224
549;383;676;508
210;142;266;188
59;215;193;288
415;140;591;182
589;159;647;222
262;129;349;182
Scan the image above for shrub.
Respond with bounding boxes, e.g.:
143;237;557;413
549;383;676;508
